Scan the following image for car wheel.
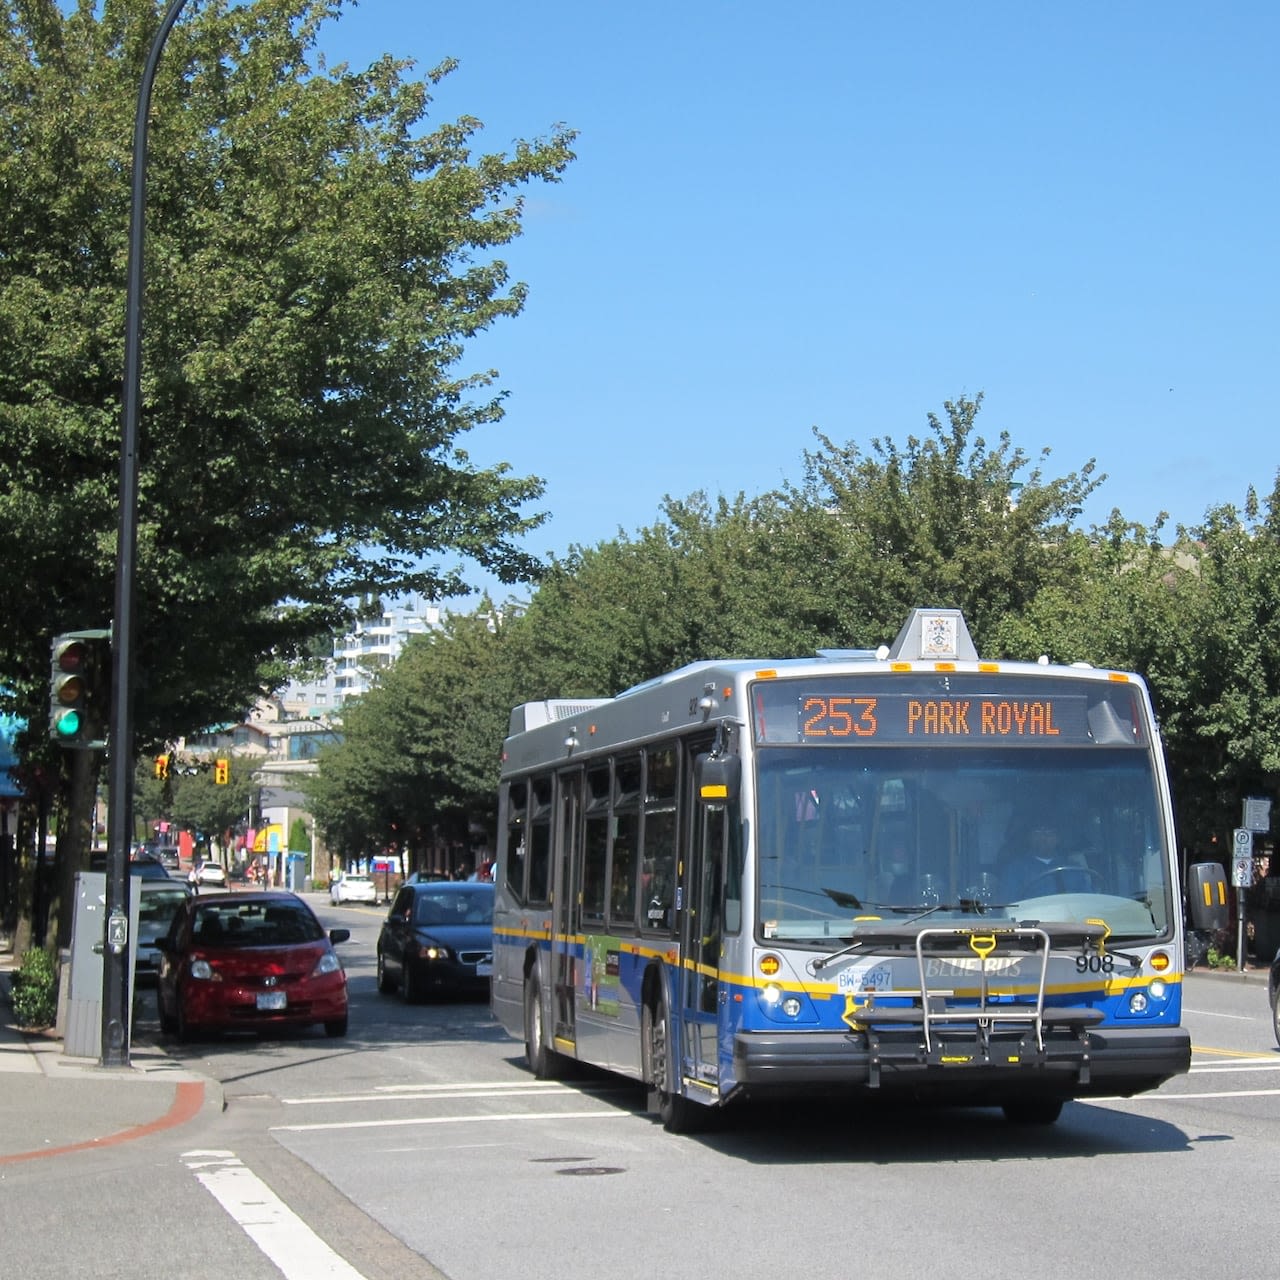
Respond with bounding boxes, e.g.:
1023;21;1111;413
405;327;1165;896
376;949;396;995
324;1015;348;1038
1271;984;1280;1050
176;995;196;1044
402;962;419;1004
158;990;177;1035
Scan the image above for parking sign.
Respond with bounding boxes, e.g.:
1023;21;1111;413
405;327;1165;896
1231;827;1253;886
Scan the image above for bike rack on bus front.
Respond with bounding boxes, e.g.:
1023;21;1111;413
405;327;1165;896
842;923;1107;1087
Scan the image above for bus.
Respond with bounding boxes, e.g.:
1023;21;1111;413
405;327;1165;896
491;607;1227;1131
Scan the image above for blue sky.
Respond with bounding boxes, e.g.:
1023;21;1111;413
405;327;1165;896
317;2;1277;591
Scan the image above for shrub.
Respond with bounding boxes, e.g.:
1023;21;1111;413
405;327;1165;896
9;947;58;1029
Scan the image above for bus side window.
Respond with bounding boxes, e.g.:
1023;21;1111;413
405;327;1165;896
528;777;553;906
582;764;610;921
642;746;679;933
610;756;642;926
503;780;528;903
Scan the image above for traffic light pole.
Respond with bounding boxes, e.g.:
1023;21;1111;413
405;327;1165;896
103;0;191;1069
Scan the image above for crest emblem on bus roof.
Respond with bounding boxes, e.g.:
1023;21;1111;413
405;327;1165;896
886;609;978;662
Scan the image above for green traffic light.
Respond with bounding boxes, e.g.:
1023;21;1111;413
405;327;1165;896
54;709;82;739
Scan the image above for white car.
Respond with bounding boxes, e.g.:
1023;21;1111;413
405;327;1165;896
195;862;228;888
330;873;378;905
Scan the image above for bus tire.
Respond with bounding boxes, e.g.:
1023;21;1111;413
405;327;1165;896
523;973;561;1079
643;987;701;1134
1002;1098;1064;1125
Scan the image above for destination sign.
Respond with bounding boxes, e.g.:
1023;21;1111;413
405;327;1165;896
752;678;1134;748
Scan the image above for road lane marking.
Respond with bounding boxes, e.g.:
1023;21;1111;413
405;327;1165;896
273;1109;631;1133
1091;1088;1280;1103
182;1149;366;1280
1183;1007;1259;1020
1189;1060;1280;1072
281;1083;583;1105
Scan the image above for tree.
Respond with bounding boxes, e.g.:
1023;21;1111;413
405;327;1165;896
0;0;574;939
1158;481;1280;851
0;0;575;750
777;395;1107;652
166;755;254;853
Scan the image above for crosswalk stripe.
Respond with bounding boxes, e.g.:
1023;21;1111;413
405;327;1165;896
182;1148;366;1279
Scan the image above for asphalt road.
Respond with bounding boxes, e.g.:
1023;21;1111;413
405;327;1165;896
9;897;1278;1280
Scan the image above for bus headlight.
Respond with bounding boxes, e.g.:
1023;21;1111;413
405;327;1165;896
781;997;802;1017
1128;991;1149;1014
761;983;782;1006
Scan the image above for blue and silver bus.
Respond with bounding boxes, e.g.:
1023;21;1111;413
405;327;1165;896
491;607;1226;1130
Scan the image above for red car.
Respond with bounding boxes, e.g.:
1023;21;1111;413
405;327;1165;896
156;891;350;1040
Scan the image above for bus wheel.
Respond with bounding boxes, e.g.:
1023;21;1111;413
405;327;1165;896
644;989;701;1134
523;974;560;1079
1002;1098;1064;1125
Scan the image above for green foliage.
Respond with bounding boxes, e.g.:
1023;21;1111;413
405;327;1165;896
135;753;253;845
288;817;309;853
1158;479;1280;850
9;947;58;1029
310;394;1280;861
0;0;575;760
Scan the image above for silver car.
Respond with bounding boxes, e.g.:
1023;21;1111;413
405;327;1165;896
133;880;193;984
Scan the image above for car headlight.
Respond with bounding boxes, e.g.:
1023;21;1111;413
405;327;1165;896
189;959;219;981
418;943;452;961
311;952;342;977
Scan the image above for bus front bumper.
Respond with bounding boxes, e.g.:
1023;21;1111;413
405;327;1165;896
732;1024;1191;1100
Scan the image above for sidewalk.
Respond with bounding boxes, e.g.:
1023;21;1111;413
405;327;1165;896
0;966;222;1164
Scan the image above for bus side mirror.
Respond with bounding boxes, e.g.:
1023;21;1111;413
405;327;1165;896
697;754;740;807
1187;861;1229;932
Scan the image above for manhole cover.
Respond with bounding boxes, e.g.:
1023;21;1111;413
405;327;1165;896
556;1165;625;1176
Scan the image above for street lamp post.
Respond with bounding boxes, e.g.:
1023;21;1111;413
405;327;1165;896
102;0;191;1069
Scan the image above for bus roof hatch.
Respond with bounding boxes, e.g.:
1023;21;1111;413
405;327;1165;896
885;608;979;663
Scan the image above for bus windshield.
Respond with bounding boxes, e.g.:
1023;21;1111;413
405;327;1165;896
754;744;1172;944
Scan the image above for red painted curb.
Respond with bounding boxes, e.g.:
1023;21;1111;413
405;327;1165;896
0;1079;206;1166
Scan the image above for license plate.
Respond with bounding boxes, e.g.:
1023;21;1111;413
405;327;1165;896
476;961;493;977
256;991;287;1011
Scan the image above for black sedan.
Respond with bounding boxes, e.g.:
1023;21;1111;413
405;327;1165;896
376;881;493;1002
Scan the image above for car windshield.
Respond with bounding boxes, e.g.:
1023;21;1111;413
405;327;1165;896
130;861;170;878
138;887;189;930
414;890;493;926
192;901;324;947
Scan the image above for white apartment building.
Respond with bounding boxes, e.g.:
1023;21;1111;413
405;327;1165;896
276;597;442;719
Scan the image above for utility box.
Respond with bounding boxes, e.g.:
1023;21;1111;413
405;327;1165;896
59;871;140;1059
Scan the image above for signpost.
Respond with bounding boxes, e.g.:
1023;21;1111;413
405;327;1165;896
1232;827;1253;971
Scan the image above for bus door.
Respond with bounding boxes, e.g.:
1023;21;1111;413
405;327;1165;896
551;768;583;1051
677;761;729;1091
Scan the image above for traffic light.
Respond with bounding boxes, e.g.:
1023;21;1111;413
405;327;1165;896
214;758;229;785
154;754;170;780
49;630;110;749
